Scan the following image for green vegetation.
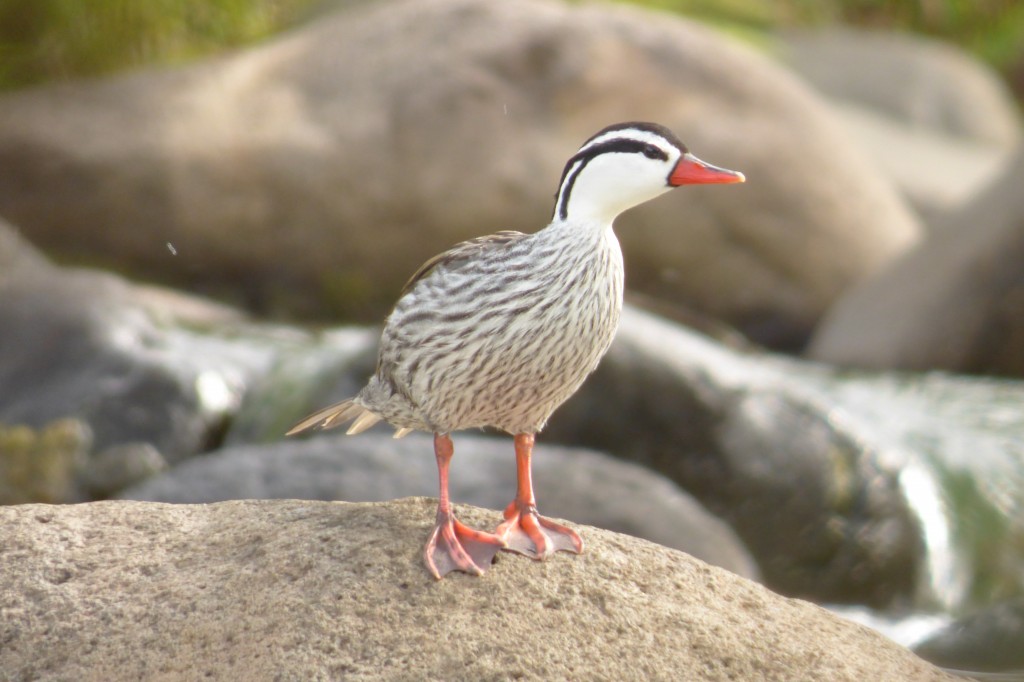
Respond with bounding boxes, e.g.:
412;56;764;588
942;468;1024;607
0;0;1019;92
0;0;322;89
619;0;1024;76
0;418;91;504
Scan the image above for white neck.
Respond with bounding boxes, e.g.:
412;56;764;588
552;148;675;225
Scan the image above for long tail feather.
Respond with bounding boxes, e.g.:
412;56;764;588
286;399;378;436
346;410;382;435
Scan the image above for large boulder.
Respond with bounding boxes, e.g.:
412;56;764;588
0;499;953;681
779;28;1021;220
780;28;1020;145
807;146;1024;378
0;0;920;348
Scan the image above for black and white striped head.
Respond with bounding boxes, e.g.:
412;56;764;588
552;122;744;224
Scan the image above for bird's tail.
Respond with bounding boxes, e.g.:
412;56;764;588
285;399;382;437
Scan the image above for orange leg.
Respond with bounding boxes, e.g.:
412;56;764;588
495;433;584;559
423;433;506;579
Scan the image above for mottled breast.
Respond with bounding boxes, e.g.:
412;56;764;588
364;223;624;434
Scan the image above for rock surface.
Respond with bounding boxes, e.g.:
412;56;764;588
119;432;760;579
0;0;920;348
808;146;1024;378
0;499;953;681
779;28;1021;221
819;103;1015;222
914;597;1024;674
780;28;1021;146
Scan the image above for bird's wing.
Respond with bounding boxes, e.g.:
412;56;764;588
398;230;528;297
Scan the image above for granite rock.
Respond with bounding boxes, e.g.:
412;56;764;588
0;499;953;681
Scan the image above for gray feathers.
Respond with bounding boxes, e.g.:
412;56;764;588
288;122;687;440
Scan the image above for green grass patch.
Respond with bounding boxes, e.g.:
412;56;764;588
0;0;323;89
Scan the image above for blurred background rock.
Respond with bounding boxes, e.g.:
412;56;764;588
1;0;1022;676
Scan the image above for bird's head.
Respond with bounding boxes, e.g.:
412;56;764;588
552;122;744;224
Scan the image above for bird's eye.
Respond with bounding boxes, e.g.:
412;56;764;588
642;145;663;160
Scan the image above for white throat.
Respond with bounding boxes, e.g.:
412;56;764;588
556;163;673;225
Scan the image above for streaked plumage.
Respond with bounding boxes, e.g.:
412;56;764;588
288;122;745;578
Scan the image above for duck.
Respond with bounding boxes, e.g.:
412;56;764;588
288;121;745;579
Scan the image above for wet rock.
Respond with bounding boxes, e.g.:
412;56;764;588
547;306;923;607
0;0;919;348
120;432;760;579
567;308;1024;612
224;327;378;446
80;442;168;498
914;598;1024;675
0;264;257;463
0;499;954;681
783;370;1024;614
0;217;303;486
